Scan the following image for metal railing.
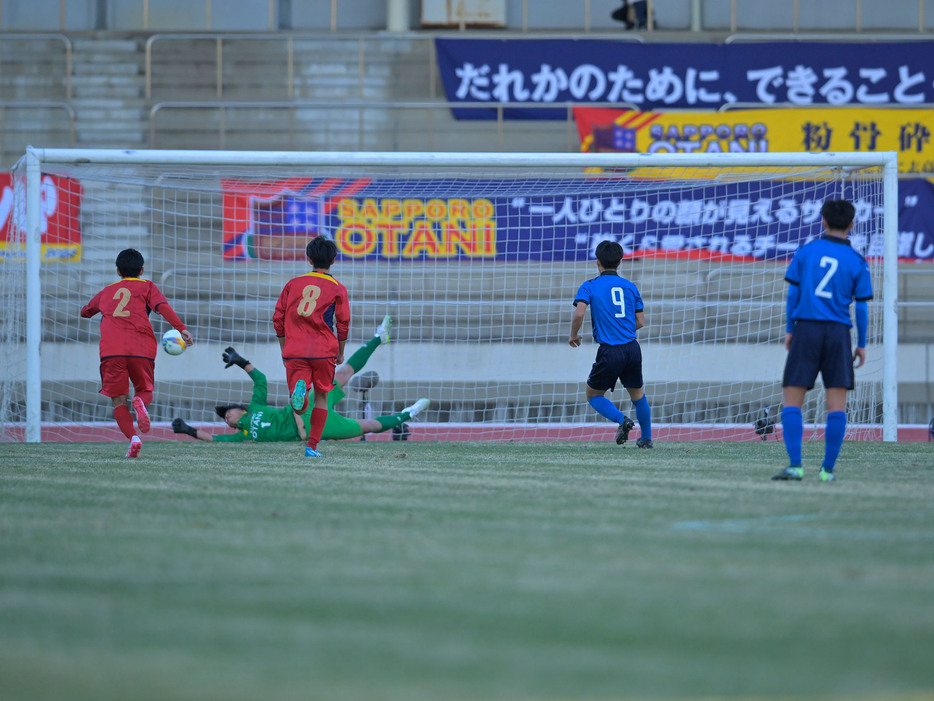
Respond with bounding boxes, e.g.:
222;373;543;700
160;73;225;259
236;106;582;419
145;33;441;101
725;31;934;43
0;100;75;143
149;100;638;152
0;101;75;169
898;267;934;345
726;0;926;33
0;33;72;99
148;97;934;166
144;32;644;102
0;0;656;32
1;0;931;33
143;25;934;104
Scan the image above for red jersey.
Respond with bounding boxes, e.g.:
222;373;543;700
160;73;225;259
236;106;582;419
81;278;185;360
273;271;350;359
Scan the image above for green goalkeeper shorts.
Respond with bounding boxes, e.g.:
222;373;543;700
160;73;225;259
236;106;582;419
321;411;363;441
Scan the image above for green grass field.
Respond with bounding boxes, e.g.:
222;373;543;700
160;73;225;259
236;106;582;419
1;439;933;701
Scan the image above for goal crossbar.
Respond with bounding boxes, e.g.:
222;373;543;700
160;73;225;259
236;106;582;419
34;147;896;169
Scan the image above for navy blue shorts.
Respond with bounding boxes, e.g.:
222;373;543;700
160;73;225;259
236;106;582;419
587;341;644;392
783;319;854;390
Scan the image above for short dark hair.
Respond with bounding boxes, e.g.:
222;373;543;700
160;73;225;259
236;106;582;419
595;240;624;269
215;404;248;419
306;236;338;269
821;200;856;232
116;248;144;277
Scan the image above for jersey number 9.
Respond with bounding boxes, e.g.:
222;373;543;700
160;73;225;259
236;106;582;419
611;287;626;318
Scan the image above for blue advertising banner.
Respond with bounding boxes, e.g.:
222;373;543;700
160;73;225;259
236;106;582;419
434;39;934;120
897;178;934;261
329;180;930;263
223;177;934;263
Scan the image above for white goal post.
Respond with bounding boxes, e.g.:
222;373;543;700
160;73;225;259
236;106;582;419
4;147;898;443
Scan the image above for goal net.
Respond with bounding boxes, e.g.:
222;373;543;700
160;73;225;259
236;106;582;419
2;149;897;444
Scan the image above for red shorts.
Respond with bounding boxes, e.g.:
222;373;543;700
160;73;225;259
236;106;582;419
99;356;155;398
284;357;336;402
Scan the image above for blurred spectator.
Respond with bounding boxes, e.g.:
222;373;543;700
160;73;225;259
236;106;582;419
611;1;648;30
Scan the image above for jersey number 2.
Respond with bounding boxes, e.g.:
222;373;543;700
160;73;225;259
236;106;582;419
815;256;838;299
112;287;131;317
611;287;626;318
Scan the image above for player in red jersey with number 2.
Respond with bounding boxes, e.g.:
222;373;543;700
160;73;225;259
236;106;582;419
273;237;350;458
81;248;194;458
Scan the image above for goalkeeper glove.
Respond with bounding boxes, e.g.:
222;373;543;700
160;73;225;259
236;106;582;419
172;418;198;438
223;347;250;369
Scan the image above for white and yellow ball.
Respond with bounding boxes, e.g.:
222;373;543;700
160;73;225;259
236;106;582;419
161;329;187;356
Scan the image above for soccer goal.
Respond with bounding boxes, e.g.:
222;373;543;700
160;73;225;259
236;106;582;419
1;148;897;444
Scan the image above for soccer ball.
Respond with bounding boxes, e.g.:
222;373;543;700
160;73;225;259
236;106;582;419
161;329;186;356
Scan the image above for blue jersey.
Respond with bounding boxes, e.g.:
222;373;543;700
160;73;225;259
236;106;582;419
574;271;644;345
785;235;873;327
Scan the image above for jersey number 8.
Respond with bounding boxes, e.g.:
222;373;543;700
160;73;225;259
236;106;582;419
297;284;321;317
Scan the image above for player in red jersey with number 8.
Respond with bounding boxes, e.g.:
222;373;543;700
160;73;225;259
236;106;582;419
80;248;194;458
273;237;350;458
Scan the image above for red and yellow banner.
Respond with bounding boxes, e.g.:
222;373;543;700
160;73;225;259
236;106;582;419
574;106;934;175
0;173;83;262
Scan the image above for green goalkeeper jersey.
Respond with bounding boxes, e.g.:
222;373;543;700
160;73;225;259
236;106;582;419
212;368;353;442
212;368;300;442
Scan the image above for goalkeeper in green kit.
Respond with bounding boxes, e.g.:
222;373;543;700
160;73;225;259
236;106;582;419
172;316;429;443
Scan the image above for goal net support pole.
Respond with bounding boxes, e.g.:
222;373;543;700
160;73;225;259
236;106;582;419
882;154;899;442
25;149;43;443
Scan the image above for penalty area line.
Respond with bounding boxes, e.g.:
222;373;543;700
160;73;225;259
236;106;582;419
671;514;934;542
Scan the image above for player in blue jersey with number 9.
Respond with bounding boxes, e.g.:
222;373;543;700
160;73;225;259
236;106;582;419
773;199;873;483
569;240;653;448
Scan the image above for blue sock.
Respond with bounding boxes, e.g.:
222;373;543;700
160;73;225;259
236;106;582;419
588;396;625;424
781;406;803;467
823;411;847;472
632;395;652;440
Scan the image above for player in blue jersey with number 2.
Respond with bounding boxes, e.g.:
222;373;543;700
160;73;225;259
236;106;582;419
570;240;653;448
773;200;873;483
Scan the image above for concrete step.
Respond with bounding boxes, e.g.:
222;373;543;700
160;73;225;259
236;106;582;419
74;46;144;59
71;74;143;99
71;105;148;122
296;61;392;75
69;97;149;109
70;37;145;106
74;130;147;145
71;38;141;53
71;73;142;87
1;75;67;91
74;61;141;76
290;86;392;100
74;118;146;133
